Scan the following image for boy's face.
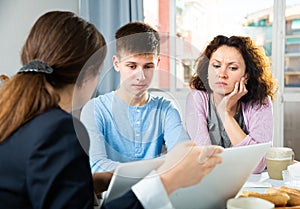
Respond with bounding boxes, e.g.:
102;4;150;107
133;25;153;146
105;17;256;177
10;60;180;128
113;53;160;96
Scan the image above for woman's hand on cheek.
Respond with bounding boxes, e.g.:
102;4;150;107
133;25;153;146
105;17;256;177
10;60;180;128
229;77;248;102
217;77;248;118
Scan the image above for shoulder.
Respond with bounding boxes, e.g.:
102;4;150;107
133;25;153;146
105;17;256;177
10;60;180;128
26;108;88;152
34;108;84;135
148;93;177;110
82;92;114;114
31;108;73;129
92;91;114;104
242;97;272;115
4;108;74;147
187;89;208;102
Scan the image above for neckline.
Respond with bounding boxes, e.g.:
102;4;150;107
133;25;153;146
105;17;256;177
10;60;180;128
113;91;150;107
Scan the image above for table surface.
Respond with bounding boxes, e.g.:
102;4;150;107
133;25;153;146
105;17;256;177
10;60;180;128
95;171;299;209
240;171;286;194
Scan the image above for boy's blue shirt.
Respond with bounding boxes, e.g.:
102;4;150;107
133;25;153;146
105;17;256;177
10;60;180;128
81;91;190;173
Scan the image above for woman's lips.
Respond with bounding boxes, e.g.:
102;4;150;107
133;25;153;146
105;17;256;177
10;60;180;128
215;81;227;86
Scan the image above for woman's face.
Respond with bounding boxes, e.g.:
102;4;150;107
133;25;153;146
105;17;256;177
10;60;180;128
208;45;247;96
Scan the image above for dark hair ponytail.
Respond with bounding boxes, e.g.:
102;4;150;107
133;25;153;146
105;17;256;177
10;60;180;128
0;73;59;142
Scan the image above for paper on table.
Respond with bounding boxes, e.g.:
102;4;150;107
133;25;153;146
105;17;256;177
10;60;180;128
243;181;272;188
243;172;272;188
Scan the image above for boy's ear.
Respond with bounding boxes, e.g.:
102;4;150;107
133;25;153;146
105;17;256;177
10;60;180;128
112;56;120;72
156;56;161;68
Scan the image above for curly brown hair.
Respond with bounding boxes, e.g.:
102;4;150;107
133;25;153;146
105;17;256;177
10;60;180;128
190;35;277;105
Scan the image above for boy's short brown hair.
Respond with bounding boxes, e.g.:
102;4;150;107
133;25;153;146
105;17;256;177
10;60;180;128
115;22;160;58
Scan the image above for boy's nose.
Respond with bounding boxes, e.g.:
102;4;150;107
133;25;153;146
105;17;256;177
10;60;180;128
136;68;145;81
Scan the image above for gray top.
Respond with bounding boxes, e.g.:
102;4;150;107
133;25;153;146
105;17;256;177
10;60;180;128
207;96;248;148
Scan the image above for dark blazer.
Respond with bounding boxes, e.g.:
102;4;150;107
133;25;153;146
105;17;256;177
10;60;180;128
0;108;94;209
0;107;145;209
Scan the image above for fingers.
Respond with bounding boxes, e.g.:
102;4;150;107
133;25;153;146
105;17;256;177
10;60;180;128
157;144;223;193
213;146;224;154
202;155;223;170
198;155;223;177
234;77;247;93
206;155;223;166
228;77;247;99
239;77;245;92
231;82;239;95
198;145;223;164
198;146;214;163
239;77;248;94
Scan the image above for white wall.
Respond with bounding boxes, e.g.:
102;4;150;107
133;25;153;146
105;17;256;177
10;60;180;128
0;0;79;76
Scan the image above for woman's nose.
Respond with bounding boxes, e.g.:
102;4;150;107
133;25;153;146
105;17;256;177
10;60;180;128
216;67;227;78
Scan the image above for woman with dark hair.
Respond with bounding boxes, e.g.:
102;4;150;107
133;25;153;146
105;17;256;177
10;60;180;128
0;11;223;209
186;35;277;173
0;11;107;209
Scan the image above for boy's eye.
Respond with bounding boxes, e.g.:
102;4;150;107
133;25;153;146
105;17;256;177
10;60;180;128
127;65;136;69
145;64;154;69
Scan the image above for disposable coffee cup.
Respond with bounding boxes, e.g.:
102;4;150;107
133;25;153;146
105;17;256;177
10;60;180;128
227;197;274;209
266;147;294;180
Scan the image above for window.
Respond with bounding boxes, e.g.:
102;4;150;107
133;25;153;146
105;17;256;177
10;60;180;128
143;0;300;158
291;19;300;31
143;0;273;90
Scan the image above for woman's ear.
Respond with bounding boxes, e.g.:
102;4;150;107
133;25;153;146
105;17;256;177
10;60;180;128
244;73;250;84
112;56;120;72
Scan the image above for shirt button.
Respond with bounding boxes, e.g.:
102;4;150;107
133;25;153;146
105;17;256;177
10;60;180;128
136;109;141;113
136;133;140;137
136;120;140;125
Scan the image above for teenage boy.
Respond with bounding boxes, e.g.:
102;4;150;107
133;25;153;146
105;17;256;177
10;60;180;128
81;22;190;173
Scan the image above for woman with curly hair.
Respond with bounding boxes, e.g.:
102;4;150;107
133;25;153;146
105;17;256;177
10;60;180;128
186;35;277;173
